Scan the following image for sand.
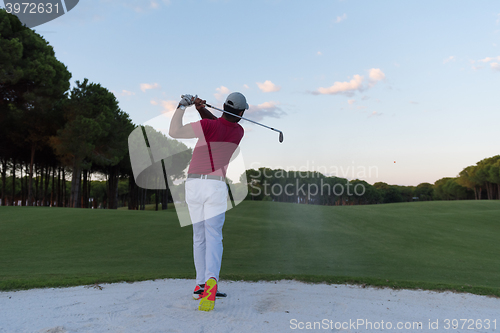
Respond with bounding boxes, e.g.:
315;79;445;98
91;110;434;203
1;279;499;332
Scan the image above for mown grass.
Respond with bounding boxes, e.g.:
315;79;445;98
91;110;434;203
0;200;499;296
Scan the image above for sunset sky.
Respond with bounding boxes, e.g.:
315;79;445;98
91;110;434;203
6;0;500;185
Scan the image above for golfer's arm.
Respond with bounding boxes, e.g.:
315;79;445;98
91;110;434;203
196;106;217;120
169;105;196;138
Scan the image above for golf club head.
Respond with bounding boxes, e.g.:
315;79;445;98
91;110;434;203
279;132;284;143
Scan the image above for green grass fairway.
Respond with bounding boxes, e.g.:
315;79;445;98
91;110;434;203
1;201;499;296
117;203;176;211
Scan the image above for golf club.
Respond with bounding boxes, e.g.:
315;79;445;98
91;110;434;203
181;95;284;143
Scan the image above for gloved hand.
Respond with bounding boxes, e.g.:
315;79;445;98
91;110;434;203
195;97;207;111
179;94;197;107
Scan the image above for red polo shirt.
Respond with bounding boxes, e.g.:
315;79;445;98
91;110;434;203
188;117;244;177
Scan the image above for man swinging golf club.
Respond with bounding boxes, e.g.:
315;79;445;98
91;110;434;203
169;92;248;312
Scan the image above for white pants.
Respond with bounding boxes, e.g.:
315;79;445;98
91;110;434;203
185;178;228;284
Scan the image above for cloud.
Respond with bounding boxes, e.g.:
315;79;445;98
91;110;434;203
313;68;385;96
243;84;250;89
112;90;135;97
478;56;500;63
369;68;385;82
479;57;493;63
214;86;230;101
314;75;364;95
348;99;355;105
368;68;385;88
121;90;135;96
256;80;281;93
369;111;383;117
469;59;479;70
443;56;455;64
317;51;322;56
158;100;178;113
336;13;347;23
409;101;419;105
140;83;160;93
149;98;177;113
246;101;285;122
474;56;500;71
116;0;170;12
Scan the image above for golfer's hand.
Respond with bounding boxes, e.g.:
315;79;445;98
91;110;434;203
195;98;207;111
180;94;197;107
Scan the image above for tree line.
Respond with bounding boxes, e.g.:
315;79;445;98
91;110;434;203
0;9;192;210
241;155;500;205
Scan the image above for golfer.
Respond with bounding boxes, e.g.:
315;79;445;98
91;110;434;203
169;92;247;312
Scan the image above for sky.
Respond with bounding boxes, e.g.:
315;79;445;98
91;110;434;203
4;0;500;186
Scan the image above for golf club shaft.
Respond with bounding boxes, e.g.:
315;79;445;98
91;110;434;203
180;95;283;142
205;104;281;134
